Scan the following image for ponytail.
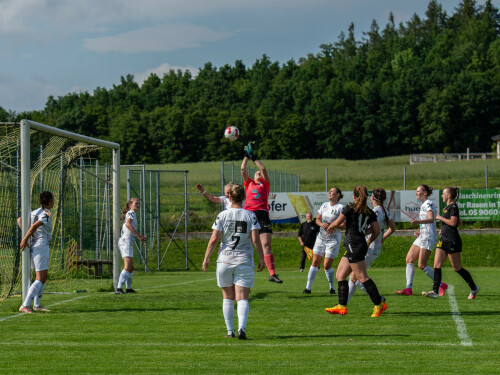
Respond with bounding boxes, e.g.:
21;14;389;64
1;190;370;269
372;187;389;226
122;198;139;221
353;185;369;214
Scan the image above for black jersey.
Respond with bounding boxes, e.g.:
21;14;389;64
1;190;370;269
342;204;378;247
440;203;461;243
298;221;320;249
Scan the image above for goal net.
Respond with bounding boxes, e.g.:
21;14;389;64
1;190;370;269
0;120;120;300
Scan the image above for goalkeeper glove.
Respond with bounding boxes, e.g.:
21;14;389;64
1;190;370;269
244;141;257;161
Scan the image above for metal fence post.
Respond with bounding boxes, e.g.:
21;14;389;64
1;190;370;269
184;171;189;270
403;167;406;190
156;171;160;270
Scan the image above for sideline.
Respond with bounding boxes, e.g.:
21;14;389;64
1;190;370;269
0;277;213;323
447;285;473;346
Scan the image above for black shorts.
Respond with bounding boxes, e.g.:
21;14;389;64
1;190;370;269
436;239;462;254
254;210;273;234
343;241;368;263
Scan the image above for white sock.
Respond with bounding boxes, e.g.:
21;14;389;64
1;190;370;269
237;299;249;332
325;268;335;290
117;270;129;289
406;263;415;289
34;283;45;307
306;266;319;290
356;280;367;294
22;280;42;307
423;265;434;280
126;272;133;289
347;280;357;303
223;299;234;334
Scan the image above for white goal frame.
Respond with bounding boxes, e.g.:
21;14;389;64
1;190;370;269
20;120;121;299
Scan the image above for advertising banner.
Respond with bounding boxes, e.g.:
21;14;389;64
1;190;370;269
456;189;500;221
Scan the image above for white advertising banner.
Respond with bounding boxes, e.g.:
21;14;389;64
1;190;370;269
268;190;440;224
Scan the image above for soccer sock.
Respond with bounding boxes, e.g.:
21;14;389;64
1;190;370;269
264;254;276;276
456;267;477;290
357;280;367;294
338;280;349;306
34;283;45;307
237;299;249;332
306;266;319;290
362;278;382;306
117;269;129;289
433;268;442;294
406;263;415;289
423;265;434;280
347;280;357;303
126;272;133;289
22;280;42;307
325;267;335;290
222;299;235;334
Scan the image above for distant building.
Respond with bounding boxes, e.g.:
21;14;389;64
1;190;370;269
493;135;500;159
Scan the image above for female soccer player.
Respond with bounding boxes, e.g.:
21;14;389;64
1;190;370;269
324;185;387;317
115;198;146;294
196;182;234;210
241;142;282;283
303;187;344;295
422;187;479;299
348;187;396;302
202;184;265;339
396;185;448;296
18;191;54;313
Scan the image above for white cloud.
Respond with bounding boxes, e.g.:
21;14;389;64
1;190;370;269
134;63;199;85
83;24;234;53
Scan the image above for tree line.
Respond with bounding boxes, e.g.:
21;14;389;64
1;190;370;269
1;0;499;164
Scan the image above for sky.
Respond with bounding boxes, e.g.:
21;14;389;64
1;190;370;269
0;0;497;113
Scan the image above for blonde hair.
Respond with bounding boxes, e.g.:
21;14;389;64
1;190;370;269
352;185;369;214
229;184;245;203
122;198;139;221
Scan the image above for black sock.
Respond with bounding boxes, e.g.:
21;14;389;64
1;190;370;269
457;268;477;290
338;280;348;306
362;278;382;305
433;268;442;294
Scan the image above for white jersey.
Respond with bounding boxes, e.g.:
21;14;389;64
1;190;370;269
366;206;392;256
218;196;232;210
212;208;260;267
30;207;52;247
317;202;344;240
418;199;437;240
119;210;138;245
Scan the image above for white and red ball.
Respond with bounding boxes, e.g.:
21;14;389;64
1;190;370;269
224;126;240;142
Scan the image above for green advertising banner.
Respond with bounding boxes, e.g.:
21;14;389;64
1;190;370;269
455;189;500;221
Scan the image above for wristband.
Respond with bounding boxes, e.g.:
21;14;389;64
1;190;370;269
201;190;207;195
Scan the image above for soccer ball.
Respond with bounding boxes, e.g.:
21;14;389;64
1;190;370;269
224;126;240;142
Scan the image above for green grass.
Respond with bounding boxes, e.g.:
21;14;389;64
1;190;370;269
0;268;498;374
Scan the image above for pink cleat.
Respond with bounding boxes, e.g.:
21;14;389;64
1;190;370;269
396;288;412;296
439;283;448;297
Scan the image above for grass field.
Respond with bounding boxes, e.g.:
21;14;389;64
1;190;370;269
1;267;498;374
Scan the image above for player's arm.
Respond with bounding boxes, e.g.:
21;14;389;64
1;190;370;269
20;220;44;250
412;210;435;226
366;220;380;247
196;183;223;204
327;214;346;234
241;156;250;182
436;214;458;227
382;218;397;245
254;159;270;183
202;230;222;272
125;219;146;242
316;214;327;229
251;229;265;272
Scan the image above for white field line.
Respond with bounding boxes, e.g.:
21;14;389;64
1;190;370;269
447;284;473;347
0;277;212;323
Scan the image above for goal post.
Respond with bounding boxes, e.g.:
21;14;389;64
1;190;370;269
19;120;121;300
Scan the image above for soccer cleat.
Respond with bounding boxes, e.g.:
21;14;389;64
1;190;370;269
225;332;235;338
422;290;439;299
325;304;347;315
468;286;480;300
269;274;283;283
396;288;412;296
371;296;387;317
439;282;448;297
18;306;32;314
238;329;247;340
300;269;304;272
115;288;125;295
125;289;137;293
302;288;311;294
33;305;51;312
329;288;336;295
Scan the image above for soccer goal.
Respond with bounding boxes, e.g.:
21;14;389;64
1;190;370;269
0;120;120;301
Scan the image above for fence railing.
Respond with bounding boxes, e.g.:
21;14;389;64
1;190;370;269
410;152;497;164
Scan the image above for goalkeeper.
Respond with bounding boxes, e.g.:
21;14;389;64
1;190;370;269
241;142;282;283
